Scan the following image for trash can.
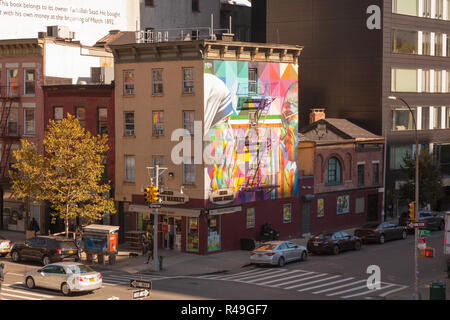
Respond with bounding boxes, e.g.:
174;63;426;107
158;256;163;270
429;281;446;300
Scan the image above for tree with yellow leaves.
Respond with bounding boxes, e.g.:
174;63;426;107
10;114;116;237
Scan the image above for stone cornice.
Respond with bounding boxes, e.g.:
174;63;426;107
0;39;44;58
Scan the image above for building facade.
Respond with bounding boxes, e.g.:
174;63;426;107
110;36;302;254
298;111;385;234
0;34;113;233
254;0;450;215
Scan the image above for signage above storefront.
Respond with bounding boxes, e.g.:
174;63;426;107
208;206;242;216
209;189;236;206
128;204;201;217
159;189;189;205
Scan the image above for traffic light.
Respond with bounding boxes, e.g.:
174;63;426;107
420;247;435;258
151;186;159;203
144;185;153;203
408;201;415;220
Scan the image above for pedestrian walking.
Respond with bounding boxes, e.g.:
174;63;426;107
29;217;40;237
169;222;175;250
145;233;154;264
0;263;6;298
141;231;150;256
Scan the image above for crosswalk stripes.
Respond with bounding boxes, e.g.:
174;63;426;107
194;268;409;299
1;283;55;300
100;272;173;287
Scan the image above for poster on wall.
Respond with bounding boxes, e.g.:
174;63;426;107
283;203;291;223
317;198;324;218
203;60;299;205
187;217;199;252
246;208;255;229
337;195;350;215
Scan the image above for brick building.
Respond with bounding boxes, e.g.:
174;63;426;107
298;110;385;235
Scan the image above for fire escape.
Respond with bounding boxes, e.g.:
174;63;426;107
0;85;21;184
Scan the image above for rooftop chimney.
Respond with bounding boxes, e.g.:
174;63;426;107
309;108;325;124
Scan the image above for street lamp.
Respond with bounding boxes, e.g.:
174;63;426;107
388;95;420;300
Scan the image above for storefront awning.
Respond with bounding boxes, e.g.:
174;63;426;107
208;206;242;216
128;204;201;217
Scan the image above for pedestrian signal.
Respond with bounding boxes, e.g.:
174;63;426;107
408;201;415;220
420;247;435;258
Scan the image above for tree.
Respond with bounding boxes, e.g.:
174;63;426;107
10;114;116;237
398;148;444;210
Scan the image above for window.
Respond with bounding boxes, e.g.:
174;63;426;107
372;163;379;185
248;68;258;94
124;112;135;136
7;69;19;97
422;69;431;92
75;107;86;128
182;68;194;93
145;0;154;6
187;217;199;252
24;109;35;135
0;69;2;97
7;107;17;136
24;69;35;95
423;31;431;55
358;164;365;186
53;106;63;122
123;70;135;95
98;108;108;135
433;106;442;129
124;155;135;182
152;111;164;136
192;0;200;12
207;216;220;252
152;155;164;184
435;70;443;92
422;107;430;129
325;157;341;186
390;145;412;170
355;197;365;214
391;68;417;92
447;35;450;57
435;33;443;56
422;0;432;17
392;29;418;54
392;107;417;130
152;69;163;95
436;0;444;18
446;107;450;128
393;0;418;16
183;162;195;185
183;111;195;135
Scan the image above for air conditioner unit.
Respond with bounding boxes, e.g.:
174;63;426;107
90;67;114;84
47;26;74;39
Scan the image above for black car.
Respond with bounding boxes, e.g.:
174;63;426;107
399;210;445;233
354;222;407;244
307;231;362;255
10;236;79;266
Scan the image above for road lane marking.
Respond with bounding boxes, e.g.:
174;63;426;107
341;283;396;299
0;292;42;300
244;270;303;283
2;287;54;298
326;284;370;296
215;269;283;280
269;273;330;288
229;269;287;282
259;271;316;285
297;277;355;292
313;280;366;294
283;275;341;290
201;268;270;280
198;269;260;279
378;285;409;297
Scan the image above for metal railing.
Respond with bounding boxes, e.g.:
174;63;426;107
135;27;231;44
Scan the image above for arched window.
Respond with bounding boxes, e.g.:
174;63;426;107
325;157;342;186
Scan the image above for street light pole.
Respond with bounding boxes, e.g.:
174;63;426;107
389;96;420;300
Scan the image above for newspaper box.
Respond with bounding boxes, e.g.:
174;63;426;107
82;224;120;265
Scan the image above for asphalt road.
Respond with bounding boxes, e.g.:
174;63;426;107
1;230;448;300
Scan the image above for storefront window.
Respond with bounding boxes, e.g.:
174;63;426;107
187;217;199;252
207;216;220;252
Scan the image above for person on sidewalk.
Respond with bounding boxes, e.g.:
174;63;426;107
0;263;6;298
145;233;154;264
141;231;150;256
168;221;175;250
29;217;40;237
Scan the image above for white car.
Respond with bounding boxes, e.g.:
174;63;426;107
24;262;102;296
250;241;308;267
0;235;13;257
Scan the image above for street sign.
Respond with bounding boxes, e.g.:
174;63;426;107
132;289;150;300
130;279;152;289
419;230;431;237
407;221;426;229
149;203;162;209
418;237;426;250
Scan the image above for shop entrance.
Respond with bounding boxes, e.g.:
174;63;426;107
161;216;182;251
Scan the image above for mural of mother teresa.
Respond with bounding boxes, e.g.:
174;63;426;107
203;61;298;203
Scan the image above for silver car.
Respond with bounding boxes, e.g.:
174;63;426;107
0;235;12;257
24;262;102;296
250;241;308;267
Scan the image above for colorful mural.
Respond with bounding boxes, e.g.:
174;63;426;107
203;60;298;204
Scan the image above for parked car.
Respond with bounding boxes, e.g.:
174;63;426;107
10;236;79;266
250;241;307;267
354;222;407;244
24;262;102;296
307;231;362;255
0;235;13;257
399;210;445;233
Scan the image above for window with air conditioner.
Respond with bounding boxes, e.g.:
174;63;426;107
152;111;164;136
7;69;19;97
182;68;194;94
123;70;135;95
152;69;163;95
124;112;135;136
24;109;35;135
